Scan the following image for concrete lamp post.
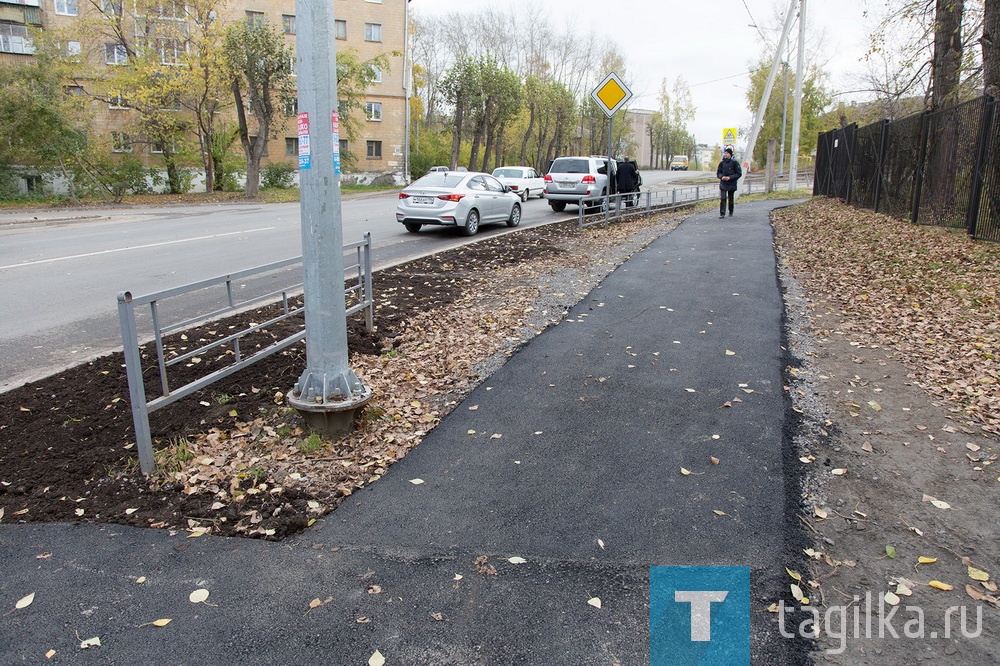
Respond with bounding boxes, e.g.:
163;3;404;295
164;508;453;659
287;0;371;433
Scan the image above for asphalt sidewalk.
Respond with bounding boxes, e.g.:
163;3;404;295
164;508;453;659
0;200;808;664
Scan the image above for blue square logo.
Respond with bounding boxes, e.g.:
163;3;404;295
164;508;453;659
650;566;750;665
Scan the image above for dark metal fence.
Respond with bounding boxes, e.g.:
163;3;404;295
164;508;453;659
814;94;999;242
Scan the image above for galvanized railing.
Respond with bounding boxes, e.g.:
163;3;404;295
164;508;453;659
578;172;815;229
118;232;374;474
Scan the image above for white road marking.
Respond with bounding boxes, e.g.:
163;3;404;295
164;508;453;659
0;227;276;270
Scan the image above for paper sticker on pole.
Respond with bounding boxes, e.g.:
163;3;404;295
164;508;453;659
591;72;633;118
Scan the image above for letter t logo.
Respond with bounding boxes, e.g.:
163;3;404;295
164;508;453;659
674;591;729;641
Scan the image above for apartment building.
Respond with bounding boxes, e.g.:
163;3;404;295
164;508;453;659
0;0;410;184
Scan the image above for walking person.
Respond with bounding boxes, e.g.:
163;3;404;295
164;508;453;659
717;146;742;218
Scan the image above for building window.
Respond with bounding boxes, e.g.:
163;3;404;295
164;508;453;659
105;43;128;65
54;0;77;16
108;93;128;109
370;65;382;83
365;102;382;122
152;1;186;20
366;140;381;159
282;14;295;34
245;11;264;27
101;0;122;16
66;40;81;56
285;137;298;156
0;24;34;55
365;0;382;3
335;20;346;40
339;139;348;154
111;132;132;153
364;23;381;42
158;38;182;65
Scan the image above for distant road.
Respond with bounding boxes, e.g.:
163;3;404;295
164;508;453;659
0;171;689;390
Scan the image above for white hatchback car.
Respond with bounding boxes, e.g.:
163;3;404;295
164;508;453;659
396;172;522;236
491;166;545;202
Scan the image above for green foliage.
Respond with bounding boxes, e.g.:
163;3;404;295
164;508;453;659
745;58;830;168
297;432;324;455
261;161;297;189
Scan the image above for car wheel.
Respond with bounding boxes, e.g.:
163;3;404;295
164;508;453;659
520;189;529;202
507;203;521;227
463;209;480;236
404;222;422;233
549;201;566;212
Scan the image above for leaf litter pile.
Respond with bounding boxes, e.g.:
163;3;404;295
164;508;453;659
0;215;675;540
773;198;1000;660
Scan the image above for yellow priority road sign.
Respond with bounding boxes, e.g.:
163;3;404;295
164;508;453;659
722;127;738;146
591;72;633;118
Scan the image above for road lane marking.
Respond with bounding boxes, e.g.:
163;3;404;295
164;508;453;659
0;227;276;271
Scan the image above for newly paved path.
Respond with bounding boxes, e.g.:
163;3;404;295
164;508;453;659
0;201;808;664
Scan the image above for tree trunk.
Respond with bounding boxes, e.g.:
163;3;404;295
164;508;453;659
985;0;999;98
926;0;964;222
520;102;535;167
449;100;464;170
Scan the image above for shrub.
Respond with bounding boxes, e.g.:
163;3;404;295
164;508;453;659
261;161;297;189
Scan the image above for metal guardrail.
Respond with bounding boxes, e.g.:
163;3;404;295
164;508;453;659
577;173;815;229
118;233;374;474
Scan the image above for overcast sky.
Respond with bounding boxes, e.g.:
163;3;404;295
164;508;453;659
409;0;876;149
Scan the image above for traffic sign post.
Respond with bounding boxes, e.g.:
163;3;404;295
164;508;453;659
591;73;633;224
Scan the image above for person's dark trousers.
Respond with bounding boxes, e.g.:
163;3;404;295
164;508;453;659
720;189;735;216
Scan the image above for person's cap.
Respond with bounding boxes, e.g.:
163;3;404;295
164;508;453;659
724;147;734;155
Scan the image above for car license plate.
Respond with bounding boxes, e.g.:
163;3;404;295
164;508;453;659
559;181;575;187
413;196;434;204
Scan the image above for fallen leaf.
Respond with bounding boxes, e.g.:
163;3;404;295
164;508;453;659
430;612;444;621
587;597;602;609
790;584;804;601
147;618;172;627
966;584;986;601
490;433;502;440
966;443;981;452
453;574;463;581
36;553;51;560
928;580;954;591
968;567;990;582
868;400;882;411
189;588;210;604
309;598;324;609
725;350;736;356
831;468;847;476
680;467;691;476
79;637;100;649
884;591;900;606
814;507;828;519
125;508;138;515
685;388;697;393
45;649;55;659
917;556;937;565
886;545;897;559
786;568;802;582
409;478;424;485
74;508;84;517
896;582;913;596
468;405;479;411
136;576;146;584
14;592;34;610
369;650;386;666
767;602;780;613
861;442;873;453
712;510;727;516
508;556;527;564
710;457;720;465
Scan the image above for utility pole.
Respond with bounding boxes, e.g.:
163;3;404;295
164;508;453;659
780;60;789;176
740;0;798;191
789;0;807;192
287;0;371;434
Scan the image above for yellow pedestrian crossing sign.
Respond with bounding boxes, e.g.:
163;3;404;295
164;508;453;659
722;128;738;145
591;72;633;118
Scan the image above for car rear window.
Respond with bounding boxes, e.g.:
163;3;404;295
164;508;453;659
411;174;466;188
493;168;522;178
549;158;589;174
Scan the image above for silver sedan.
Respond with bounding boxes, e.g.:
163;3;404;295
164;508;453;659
396;172;522;236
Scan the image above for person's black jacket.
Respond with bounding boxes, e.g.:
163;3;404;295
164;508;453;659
616;160;639;193
716;156;742;191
